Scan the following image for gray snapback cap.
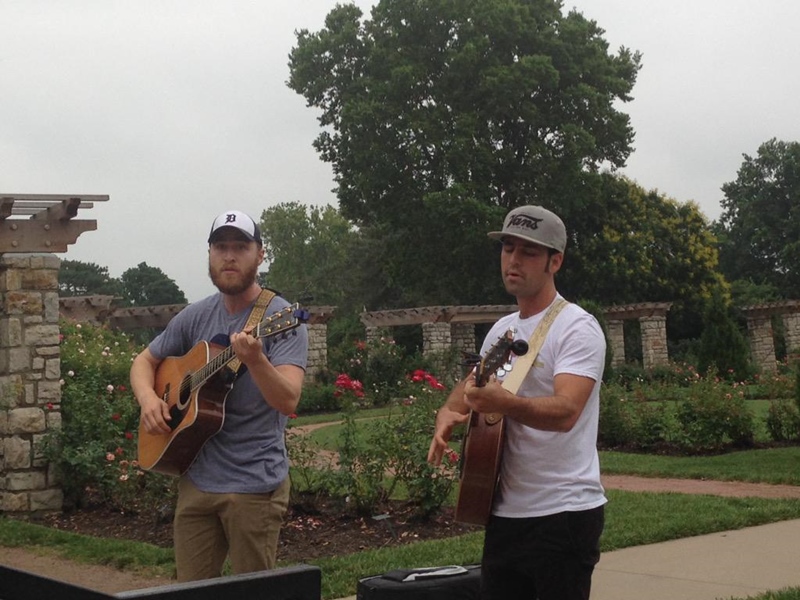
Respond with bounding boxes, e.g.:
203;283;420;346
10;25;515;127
487;205;567;252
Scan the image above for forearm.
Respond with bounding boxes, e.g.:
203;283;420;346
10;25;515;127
501;393;581;432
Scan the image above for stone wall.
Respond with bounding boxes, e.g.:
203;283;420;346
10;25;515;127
0;254;64;513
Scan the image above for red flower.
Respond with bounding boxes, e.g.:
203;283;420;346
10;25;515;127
124;431;133;440
111;413;121;421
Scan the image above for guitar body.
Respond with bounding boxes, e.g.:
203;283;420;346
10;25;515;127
452;329;529;526
137;341;230;476
454;412;506;526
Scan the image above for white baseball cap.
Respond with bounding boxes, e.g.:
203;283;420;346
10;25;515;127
207;210;262;246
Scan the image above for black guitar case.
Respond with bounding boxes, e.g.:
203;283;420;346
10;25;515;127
356;564;480;600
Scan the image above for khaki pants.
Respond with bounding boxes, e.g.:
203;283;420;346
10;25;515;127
173;476;291;582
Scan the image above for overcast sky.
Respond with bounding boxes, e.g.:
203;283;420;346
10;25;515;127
3;1;798;303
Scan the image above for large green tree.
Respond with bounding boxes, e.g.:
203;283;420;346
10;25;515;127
119;263;186;307
715;138;800;298
259;202;367;309
288;0;641;305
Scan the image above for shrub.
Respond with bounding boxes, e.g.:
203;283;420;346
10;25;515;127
675;377;755;453
297;382;341;413
44;320;176;517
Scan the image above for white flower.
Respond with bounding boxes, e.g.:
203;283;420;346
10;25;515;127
106;384;114;393
68;370;75;377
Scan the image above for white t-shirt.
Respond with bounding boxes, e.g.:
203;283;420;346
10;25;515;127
480;295;608;518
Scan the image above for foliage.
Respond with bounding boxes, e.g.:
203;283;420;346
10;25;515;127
297;382;342;414
289;370;458;519
44;320;176;516
765;365;800;442
715;138;800;298
674;377;755;452
258;202;366;310
58;259;187;309
599;371;777;454
59;260;122;297
288;0;641;306
328;336;423;406
119;262;187;307
564;174;725;341
696;286;755;381
331;374;390;514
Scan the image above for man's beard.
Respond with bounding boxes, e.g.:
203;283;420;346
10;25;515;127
208;261;259;295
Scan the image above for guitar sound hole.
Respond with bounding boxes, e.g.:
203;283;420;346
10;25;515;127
168;405;184;431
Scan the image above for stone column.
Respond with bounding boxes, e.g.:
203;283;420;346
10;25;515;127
304;323;327;382
640;315;669;369
746;315;777;373
450;323;476;356
0;254;64;513
422;322;451;374
606;319;625;367
365;326;381;345
782;312;800;356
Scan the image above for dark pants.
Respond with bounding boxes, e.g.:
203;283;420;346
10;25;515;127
480;505;604;600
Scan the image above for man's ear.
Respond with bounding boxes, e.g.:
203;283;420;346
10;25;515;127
549;252;564;274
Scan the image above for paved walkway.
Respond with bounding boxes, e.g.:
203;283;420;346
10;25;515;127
593;518;800;600
340;518;800;600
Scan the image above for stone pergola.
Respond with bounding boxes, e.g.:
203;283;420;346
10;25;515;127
1;194;108;514
740;300;800;373
359;301;674;371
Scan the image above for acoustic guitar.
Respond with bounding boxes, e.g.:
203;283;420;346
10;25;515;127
454;330;528;526
137;303;309;476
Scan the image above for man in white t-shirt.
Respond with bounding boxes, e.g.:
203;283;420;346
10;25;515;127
428;205;607;600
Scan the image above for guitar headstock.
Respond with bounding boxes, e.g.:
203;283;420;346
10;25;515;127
474;329;528;387
255;303;309;340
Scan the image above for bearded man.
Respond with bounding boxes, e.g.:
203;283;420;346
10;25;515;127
131;210;308;581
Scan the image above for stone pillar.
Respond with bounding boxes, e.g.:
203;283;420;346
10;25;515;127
365;326;381;345
746;315;777;373
305;323;327;382
422;322;451;374
606;319;625;367
0;254;64;513
450;323;476;356
640;315;669;369
782;313;800;356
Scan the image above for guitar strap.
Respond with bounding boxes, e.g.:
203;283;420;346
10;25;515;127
500;297;569;395
479;297;569;427
226;288;276;375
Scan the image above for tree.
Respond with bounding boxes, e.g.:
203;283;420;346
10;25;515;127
259;202;367;309
119;263;186;307
715;138;800;298
59;260;122;297
288;0;641;305
563;174;725;341
696;286;753;381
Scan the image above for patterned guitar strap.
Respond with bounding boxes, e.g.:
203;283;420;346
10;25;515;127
225;288;276;376
483;297;569;425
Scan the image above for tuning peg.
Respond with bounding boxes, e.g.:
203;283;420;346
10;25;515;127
510;340;529;356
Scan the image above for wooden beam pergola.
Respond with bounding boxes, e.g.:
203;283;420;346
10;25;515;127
0;194;109;253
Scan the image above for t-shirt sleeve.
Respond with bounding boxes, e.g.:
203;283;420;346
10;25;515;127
553;312;606;382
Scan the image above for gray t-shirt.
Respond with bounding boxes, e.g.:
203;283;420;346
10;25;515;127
148;292;308;493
